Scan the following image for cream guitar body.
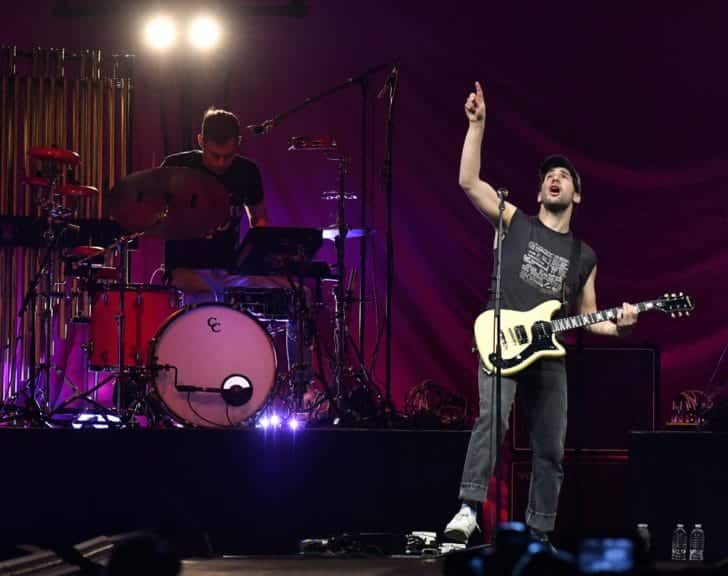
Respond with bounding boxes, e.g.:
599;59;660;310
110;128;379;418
473;293;694;376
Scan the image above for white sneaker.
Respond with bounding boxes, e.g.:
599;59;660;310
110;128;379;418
443;505;480;543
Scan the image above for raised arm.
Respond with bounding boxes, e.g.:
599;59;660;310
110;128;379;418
459;81;516;228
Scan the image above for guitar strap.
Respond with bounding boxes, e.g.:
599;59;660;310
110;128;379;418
562;236;582;313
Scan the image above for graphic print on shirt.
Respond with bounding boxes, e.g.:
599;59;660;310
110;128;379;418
519;240;569;296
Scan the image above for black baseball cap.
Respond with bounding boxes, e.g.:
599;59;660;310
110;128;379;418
539;154;581;194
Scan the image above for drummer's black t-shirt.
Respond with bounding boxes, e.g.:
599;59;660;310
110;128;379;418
161;150;264;270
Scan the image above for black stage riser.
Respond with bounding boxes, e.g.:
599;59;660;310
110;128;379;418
510;456;629;545
628;431;728;562
0;429;468;555
513;346;658;452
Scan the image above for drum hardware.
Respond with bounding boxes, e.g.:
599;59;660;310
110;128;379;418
5;154;391;428
48;163;230;425
300;144;381;424
1;146;86;426
150;303;277;428
233;226;336;417
54;166;232;424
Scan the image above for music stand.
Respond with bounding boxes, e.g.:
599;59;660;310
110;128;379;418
234;227;324;413
234;227;323;276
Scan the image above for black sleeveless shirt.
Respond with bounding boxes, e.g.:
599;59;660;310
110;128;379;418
487;209;597;318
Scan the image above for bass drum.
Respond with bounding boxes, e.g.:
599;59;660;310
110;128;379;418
152;303;277;427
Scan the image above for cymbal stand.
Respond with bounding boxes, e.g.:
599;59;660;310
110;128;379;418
327;156;382;422
113;236;128;415
47;234;142;426
285;253;317;409
115;236;157;426
2;167;72;425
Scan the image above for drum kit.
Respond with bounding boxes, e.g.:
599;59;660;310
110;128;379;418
3;140;377;429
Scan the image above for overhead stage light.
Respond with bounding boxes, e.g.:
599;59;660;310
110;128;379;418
188;14;222;51
144;14;177;52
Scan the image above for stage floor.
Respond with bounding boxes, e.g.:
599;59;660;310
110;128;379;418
181;556;443;576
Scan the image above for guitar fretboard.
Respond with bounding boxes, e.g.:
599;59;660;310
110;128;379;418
551;300;658;333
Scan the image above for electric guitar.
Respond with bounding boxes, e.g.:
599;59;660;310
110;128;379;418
474;292;694;375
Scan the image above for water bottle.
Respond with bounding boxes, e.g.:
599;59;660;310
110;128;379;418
689;524;704;561
636;523;651;554
671;523;687;560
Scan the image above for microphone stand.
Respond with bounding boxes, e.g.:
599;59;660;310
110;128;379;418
358;73;369;361
381;66;398;420
247;63;389;136
248;67;388;360
488;187;508;532
248;63;394;419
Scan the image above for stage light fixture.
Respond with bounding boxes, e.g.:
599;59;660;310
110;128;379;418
188;14;222;51
144;14;177;51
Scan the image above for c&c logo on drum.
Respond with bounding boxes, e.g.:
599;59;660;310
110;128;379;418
207;317;222;333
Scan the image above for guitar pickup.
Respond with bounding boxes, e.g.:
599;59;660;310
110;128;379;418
515;325;529;344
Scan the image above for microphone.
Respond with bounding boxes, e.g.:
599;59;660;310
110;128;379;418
175;384;220;393
496;187;509;199
377;66;399;99
176;374;253;407
246;120;274;136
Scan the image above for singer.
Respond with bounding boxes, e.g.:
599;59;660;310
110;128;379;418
443;82;639;548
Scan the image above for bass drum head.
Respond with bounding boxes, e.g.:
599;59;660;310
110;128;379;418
153;303;277;427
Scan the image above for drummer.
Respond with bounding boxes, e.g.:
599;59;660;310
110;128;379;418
161;107;312;383
162;107;269;296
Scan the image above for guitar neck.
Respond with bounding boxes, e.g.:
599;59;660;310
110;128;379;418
551;300;659;333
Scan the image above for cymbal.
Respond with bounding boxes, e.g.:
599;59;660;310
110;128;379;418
321;225;374;241
65;245;105;259
29;146;81;165
288;136;337;151
321;190;358;200
73;264;119;282
104;167;230;240
25;176;50;187
58;184;99;197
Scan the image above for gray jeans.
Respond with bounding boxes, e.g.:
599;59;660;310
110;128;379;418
459;358;567;532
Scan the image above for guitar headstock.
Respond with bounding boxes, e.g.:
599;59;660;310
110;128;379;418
657;292;695;318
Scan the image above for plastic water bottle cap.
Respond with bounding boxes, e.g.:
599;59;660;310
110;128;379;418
677;523;684;528
694;524;702;528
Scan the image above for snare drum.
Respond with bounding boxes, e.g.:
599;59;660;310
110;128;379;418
224;287;293;320
89;284;181;370
152;303;277;427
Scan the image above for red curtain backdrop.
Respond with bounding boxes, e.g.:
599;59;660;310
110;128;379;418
2;1;727;423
